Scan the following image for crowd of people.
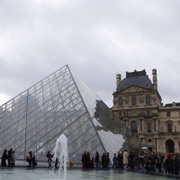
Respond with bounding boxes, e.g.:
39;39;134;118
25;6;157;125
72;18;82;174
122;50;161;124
1;148;38;168
81;151;123;169
1;148;15;167
81;150;180;176
2;147;180;177
122;151;180;175
82;151;111;169
0;149;62;169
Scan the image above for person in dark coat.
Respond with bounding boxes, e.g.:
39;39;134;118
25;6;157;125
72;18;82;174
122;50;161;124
128;151;135;169
55;158;59;169
165;155;174;174
101;153;106;168
86;152;90;168
106;152;110;168
117;151;123;168
46;151;53;168
174;154;179;175
32;154;37;167
90;157;94;168
95;152;99;168
82;151;87;169
113;153;117;168
8;148;13;167
156;154;162;173
1;149;8;167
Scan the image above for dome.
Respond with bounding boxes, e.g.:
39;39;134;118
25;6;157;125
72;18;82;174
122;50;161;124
117;70;153;92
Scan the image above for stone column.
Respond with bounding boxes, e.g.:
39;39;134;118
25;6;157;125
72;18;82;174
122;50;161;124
156;119;159;132
156;138;159;152
153;138;156;152
142;119;145;133
162;139;166;153
138;119;142;133
137;120;140;133
153;119;156;132
158;138;162;152
174;138;179;153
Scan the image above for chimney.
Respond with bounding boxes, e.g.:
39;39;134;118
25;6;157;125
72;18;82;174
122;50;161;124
152;69;157;89
116;74;121;87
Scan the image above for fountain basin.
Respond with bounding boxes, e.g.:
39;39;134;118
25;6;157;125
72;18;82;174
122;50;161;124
0;168;175;180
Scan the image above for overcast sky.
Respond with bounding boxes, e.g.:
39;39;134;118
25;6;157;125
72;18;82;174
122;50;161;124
0;0;180;107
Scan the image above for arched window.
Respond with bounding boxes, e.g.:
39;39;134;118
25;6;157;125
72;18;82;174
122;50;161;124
119;97;123;107
146;95;151;105
168;123;172;133
132;96;136;106
131;120;137;133
166;139;174;153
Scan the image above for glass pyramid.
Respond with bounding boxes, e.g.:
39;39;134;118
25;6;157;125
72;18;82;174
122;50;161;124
0;65;124;163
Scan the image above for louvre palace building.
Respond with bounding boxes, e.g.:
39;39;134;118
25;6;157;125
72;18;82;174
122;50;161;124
112;69;180;154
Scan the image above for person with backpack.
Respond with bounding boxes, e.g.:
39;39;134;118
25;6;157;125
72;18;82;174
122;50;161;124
26;151;32;167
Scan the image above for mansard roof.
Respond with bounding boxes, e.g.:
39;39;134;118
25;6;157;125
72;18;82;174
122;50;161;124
117;70;153;92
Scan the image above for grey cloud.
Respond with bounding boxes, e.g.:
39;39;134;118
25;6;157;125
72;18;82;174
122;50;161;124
0;0;180;106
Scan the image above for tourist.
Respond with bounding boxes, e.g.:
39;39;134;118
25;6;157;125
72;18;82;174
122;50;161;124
105;152;110;168
145;157;152;172
101;153;106;168
81;151;87;169
11;150;15;167
156;153;163;173
55;158;59;169
90;157;94;168
32;154;38;167
134;153;140;170
8;148;13;167
112;153;117;168
117;151;123;168
128;151;135;169
26;151;33;167
46;151;53;168
86;152;90;168
174;154;179;175
123;150;129;169
1;149;8;167
165;154;174;174
95;152;99;168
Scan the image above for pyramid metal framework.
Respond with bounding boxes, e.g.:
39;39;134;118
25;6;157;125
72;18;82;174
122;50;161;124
0;65;107;162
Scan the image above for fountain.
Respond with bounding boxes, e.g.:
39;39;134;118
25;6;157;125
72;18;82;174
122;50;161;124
53;134;68;179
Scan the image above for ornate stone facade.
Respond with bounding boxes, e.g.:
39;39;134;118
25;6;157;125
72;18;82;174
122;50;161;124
112;69;180;153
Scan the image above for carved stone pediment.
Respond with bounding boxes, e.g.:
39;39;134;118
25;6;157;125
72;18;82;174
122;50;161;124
120;85;151;93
